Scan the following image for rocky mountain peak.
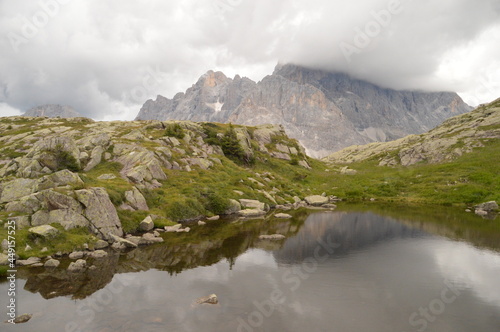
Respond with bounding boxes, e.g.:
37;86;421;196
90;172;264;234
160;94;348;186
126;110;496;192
136;64;472;157
24;104;82;118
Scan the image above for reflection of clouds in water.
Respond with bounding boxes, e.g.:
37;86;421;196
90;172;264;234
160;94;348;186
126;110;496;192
432;242;500;307
233;249;278;271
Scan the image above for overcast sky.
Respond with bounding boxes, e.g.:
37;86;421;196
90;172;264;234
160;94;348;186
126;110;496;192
0;0;499;120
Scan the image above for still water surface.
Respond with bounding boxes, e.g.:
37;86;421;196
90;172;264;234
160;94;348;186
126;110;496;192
2;210;500;331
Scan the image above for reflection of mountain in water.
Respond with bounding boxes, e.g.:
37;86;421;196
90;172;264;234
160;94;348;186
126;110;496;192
274;212;427;263
18;217;303;299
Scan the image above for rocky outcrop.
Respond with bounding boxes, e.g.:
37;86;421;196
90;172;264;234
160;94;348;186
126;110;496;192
136;64;471;157
324;99;500;166
124;187;149;211
75;188;123;240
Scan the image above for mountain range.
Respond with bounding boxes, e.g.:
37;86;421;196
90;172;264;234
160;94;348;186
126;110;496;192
136;64;472;157
24;104;82;118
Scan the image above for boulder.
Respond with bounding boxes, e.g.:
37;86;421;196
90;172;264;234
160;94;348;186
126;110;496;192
29;225;60;239
475;201;498;213
48;209;89;230
139;216;155;232
84;146;104;172
304;195;329;206
0;178;37;203
5;194;42;214
108;234;138;248
198;220;206;226
239;199;268;211
124;187;149;211
44;259;60;268
1;239;7;251
207;215;220;221
238;209;267;218
165;224;182;232
224;199;241;215
275;213;292;219
0;253;8;265
259;234;286;240
94;240;109;249
9;216;30;229
36;169;84;191
17;257;42;266
27;136;81;171
12;313;32;324
68;259;87;273
194;294;218;305
69;251;85;260
88;250;108;259
140;233;164;245
76;188;123;240
340;166;358;175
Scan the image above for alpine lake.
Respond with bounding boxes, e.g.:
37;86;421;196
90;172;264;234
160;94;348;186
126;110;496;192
2;204;500;332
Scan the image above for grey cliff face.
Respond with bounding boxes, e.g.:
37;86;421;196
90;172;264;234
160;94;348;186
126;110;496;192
24;104;82;118
135;64;472;157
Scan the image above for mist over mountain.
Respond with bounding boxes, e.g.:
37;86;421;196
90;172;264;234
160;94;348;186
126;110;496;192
136;64;471;157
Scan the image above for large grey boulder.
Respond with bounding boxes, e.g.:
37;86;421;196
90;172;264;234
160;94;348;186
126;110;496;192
83;146;104;172
75;188;123;240
224;199;241;215
238;209;267;218
48;209;89;230
35;169;84;191
0;178;37;203
304;195;329;206
5;194;42;214
124;187;149;211
26;136;81;171
139;216;154;232
239;199;268;211
29;225;60;239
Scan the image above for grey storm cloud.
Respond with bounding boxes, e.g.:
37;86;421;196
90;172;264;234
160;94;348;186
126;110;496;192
0;0;499;119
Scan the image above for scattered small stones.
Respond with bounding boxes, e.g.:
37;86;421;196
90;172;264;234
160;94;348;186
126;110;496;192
16;257;41;266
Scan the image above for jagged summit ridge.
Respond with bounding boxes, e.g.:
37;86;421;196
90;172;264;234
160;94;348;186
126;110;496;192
136;64;472;157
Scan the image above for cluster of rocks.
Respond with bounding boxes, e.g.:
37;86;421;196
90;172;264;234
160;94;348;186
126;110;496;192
473;201;498;218
221;194;339;220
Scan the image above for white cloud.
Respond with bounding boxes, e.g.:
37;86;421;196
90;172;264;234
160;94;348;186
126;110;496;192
0;0;499;120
